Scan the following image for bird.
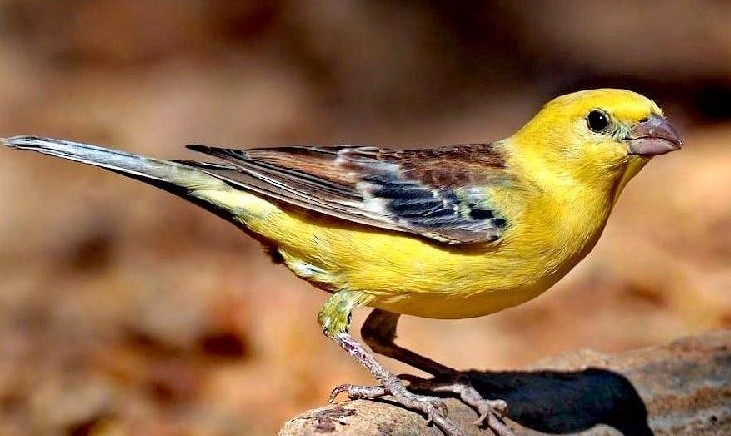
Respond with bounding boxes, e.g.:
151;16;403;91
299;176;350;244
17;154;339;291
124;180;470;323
1;89;682;435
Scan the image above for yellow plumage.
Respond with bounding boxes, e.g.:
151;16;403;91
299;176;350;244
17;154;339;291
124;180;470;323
193;89;670;319
2;88;682;435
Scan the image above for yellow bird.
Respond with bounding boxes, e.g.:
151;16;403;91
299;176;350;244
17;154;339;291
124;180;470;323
2;89;682;435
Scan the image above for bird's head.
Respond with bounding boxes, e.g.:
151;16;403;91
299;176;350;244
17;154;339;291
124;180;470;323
509;89;682;191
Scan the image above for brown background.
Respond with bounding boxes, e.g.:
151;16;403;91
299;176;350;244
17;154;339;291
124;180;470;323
0;1;729;434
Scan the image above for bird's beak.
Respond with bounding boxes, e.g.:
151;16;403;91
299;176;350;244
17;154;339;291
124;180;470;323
625;115;683;156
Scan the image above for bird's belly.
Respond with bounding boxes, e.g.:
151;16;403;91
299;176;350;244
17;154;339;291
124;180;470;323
282;237;567;318
239;194;603;320
275;222;584;319
368;285;550;319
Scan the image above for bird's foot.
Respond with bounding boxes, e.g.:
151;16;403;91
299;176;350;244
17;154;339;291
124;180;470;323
402;373;512;436
329;379;462;435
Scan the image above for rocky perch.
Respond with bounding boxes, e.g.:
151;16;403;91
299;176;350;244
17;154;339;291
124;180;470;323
280;330;730;435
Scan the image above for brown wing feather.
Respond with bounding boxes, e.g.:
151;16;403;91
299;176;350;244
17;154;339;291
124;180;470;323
181;143;509;244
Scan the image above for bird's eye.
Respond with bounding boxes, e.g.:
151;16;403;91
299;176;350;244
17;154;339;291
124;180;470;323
586;110;610;133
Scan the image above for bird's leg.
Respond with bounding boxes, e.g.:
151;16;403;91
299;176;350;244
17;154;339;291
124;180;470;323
361;309;511;434
319;291;462;435
361;308;453;376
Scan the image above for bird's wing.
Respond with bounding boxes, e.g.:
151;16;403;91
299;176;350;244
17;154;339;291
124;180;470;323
181;143;511;244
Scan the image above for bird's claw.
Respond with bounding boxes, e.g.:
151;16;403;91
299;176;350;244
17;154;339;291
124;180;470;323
328;383;386;403
328;381;461;435
405;374;513;436
471;398;508;429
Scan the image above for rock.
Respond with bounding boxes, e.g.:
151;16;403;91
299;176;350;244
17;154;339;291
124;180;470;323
279;330;730;435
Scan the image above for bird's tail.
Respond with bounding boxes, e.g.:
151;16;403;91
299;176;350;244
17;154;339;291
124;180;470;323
2;135;246;226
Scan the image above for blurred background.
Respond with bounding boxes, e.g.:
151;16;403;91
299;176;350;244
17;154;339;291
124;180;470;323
0;1;729;434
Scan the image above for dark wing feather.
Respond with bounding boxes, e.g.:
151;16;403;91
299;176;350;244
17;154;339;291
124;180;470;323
181;143;510;244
